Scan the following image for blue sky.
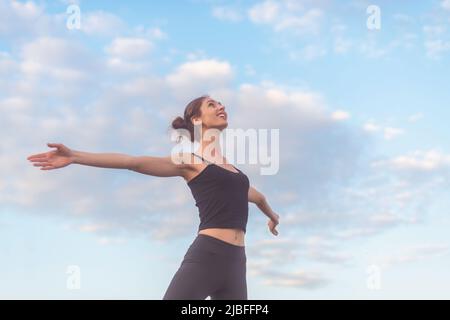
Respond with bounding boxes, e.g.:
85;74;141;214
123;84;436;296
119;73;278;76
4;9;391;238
1;0;450;299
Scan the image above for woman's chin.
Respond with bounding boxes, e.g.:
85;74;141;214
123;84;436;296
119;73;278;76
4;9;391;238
216;122;228;130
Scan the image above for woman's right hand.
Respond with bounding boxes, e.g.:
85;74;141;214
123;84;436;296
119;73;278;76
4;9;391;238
27;143;74;170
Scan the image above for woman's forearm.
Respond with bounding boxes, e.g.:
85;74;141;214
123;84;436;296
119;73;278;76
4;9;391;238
255;197;278;221
71;150;134;169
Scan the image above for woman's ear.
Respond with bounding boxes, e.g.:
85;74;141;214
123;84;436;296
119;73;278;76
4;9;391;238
191;116;201;126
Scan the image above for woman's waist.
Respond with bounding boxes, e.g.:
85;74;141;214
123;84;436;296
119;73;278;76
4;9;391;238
198;228;245;247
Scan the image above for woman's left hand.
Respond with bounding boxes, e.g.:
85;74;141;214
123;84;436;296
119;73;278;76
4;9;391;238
268;213;280;236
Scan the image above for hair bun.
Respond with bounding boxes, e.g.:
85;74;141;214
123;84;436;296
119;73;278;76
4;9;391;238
172;116;187;130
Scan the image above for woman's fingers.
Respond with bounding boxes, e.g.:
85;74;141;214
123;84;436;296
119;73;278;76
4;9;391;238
27;153;48;160
268;223;278;236
33;162;49;167
268;218;279;236
28;157;47;162
27;143;61;160
47;143;65;149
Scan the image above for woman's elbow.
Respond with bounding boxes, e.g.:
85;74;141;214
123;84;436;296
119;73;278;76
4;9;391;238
126;156;138;171
249;193;265;205
257;195;266;205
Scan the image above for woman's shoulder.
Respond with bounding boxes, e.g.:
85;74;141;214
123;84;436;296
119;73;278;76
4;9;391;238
172;152;195;165
170;152;206;171
173;152;210;183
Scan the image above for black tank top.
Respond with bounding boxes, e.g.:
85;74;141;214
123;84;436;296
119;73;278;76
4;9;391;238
187;152;250;233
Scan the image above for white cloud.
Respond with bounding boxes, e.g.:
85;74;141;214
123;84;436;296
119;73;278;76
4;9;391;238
393;13;415;24
245;1;328;62
289;43;327;61
247;238;300;265
368;212;410;227
18;36;98;90
248;0;280;24
374;244;449;269
423;25;450;59
0;0;57;39
119;76;166;99
79;223;111;233
363;122;380;132
333;227;380;239
383;127;404;140
106;57;146;73
0;51;17;77
166;59;234;98
274;8;323;35
21;37;89;70
246;237;334;287
303;235;353;265
134;26;168;40
97;237;127;245
283;0;305;11
331;23;352;54
106;37;153;60
0;97;32;112
363;121;405;140
261;269;330;289
11;0;42;18
167;59;233;84
104;37;155;73
333;36;352;54
424;39;450;59
81;11;125;36
359;34;389;59
185;49;208;61
442;0;450;11
407;112;423;123
212;6;242;22
248;1;323;36
372;149;450;172
71;196;98;215
331;110;350;121
359;23;418;58
423;25;446;37
147;27;167;40
265;88;290;105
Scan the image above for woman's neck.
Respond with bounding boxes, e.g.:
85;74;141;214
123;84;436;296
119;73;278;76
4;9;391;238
196;134;225;164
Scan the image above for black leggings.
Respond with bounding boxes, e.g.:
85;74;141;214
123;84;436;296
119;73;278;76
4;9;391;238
163;233;247;300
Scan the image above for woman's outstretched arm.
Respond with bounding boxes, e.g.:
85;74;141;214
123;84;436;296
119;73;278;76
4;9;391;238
27;143;189;178
27;143;135;170
71;149;133;169
128;155;189;177
248;185;280;236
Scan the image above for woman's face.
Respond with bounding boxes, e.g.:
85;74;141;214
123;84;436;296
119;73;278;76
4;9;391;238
193;97;228;131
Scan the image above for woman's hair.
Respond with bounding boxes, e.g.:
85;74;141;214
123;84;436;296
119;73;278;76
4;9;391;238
172;95;209;143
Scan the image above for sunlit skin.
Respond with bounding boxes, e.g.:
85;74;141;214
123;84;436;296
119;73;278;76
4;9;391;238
26;96;280;246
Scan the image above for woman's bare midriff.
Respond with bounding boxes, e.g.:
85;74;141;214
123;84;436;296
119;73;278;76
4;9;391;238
198;228;245;247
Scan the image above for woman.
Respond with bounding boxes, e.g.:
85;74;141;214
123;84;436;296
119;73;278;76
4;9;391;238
26;95;280;300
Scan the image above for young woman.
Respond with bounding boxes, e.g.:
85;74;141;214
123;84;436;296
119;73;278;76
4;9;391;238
26;95;280;300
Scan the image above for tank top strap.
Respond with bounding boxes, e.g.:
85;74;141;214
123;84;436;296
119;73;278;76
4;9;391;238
191;152;214;164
